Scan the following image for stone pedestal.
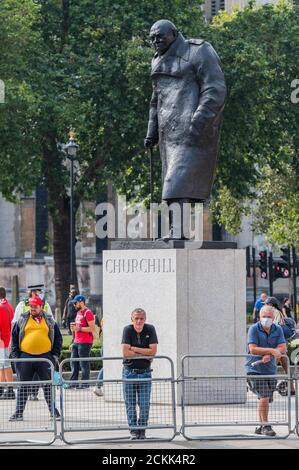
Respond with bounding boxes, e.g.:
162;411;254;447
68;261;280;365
103;249;246;403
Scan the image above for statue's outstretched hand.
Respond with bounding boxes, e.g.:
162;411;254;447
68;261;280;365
144;137;157;149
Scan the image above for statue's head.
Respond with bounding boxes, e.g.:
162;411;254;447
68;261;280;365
149;20;178;56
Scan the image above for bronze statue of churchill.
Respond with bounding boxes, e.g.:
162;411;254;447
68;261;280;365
145;20;226;206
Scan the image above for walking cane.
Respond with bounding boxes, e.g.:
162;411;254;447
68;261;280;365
149;147;154;205
149;147;154;240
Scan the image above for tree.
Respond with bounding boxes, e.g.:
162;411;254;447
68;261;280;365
0;1;205;311
208;1;299;248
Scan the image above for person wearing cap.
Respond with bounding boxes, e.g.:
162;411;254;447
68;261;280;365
69;295;97;389
12;284;54;401
12;284;53;326
9;296;62;421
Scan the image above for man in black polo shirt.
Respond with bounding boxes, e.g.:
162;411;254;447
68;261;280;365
121;308;158;440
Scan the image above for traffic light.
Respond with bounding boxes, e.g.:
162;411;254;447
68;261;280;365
279;247;291;278
259;250;267;279
273;261;290;280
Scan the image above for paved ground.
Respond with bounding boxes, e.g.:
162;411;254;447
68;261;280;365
0;381;298;449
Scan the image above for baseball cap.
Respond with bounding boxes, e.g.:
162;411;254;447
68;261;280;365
72;294;86;303
29;297;43;307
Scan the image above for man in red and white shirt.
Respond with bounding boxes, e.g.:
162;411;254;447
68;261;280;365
69;295;97;389
0;287;15;399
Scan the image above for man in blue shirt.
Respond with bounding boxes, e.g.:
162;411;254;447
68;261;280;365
252;292;267;323
246;305;286;436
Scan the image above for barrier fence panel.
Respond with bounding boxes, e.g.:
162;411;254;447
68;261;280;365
59;355;176;444
295;358;299;437
0;358;57;446
180;354;292;440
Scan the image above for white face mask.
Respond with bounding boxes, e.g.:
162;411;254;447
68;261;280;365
260;317;273;328
38;293;45;301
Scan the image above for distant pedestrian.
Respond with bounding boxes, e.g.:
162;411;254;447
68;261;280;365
62;285;78;334
12;284;53;325
93;319;104;397
252;292;267;323
69;295;97;388
0;287;15;400
282;298;293;319
121;308;158;440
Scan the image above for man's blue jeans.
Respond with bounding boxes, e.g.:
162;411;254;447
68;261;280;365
70;343;92;383
96;368;103;387
122;368;152;429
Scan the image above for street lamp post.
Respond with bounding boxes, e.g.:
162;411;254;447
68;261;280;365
65;131;79;284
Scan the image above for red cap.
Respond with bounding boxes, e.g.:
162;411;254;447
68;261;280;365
29;297;43;307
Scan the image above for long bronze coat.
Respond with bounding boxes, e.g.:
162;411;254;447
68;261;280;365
146;33;226;201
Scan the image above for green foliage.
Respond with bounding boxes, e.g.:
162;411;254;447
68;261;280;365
0;0;298;251
208;1;299;246
60;334;103;371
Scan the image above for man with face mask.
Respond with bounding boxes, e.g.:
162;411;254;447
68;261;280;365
246;305;287;436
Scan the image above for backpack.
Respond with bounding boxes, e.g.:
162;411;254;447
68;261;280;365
83;310;100;340
275;309;296;341
281;317;296;341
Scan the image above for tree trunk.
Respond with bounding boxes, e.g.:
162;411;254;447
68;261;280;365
42;131;78;318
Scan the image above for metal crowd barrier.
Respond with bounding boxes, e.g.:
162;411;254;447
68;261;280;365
180;354;292;440
59;355;177;444
0;358;57;446
294;357;299;437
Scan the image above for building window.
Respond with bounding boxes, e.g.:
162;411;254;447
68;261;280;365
211;0;225;17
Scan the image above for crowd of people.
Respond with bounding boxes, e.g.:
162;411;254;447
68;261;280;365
0;282;297;439
0;283;158;439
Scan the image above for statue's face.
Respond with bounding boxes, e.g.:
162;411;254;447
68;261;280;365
149;24;176;56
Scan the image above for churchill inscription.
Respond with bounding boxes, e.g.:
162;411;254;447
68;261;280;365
105;257;175;274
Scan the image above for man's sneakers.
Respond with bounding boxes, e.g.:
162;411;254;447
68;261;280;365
93;386;104;397
29;394;39;401
130;430;139;440
0;388;15;400
50;408;61;421
254;425;276;437
9;412;23;422
130;430;146;440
